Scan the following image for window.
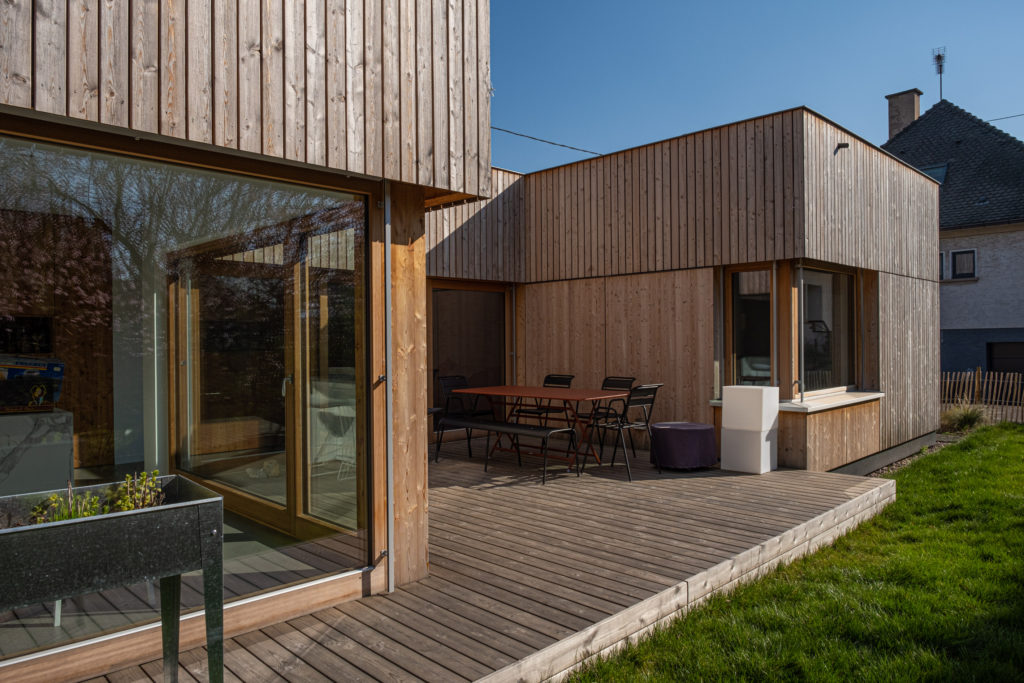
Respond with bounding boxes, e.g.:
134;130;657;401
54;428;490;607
939;252;945;281
801;269;855;392
950;249;976;279
0;133;370;660
920;163;948;184
729;270;772;386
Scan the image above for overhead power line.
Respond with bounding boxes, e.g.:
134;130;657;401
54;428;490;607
491;126;602;156
987;113;1024;123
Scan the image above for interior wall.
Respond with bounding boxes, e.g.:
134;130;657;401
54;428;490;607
516;268;716;442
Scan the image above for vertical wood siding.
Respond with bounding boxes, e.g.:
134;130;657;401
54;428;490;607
801;110;938;280
424;108;931;284
517;110;807;282
878;272;940;448
426;167;522;281
0;0;491;197
515;268;716;435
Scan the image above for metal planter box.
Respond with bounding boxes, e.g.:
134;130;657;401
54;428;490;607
0;475;223;682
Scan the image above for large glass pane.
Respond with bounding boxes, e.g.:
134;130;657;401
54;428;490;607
306;224;365;530
176;258;289;506
0;134;368;661
802;269;855;391
731;271;772;385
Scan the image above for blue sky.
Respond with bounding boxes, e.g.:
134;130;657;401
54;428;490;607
489;0;1024;173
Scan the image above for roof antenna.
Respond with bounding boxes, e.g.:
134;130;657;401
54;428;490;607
932;47;946;100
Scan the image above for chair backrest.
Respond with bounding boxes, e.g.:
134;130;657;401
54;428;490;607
542;374;574;388
601;376;635;391
438;375;472;415
626;383;663;424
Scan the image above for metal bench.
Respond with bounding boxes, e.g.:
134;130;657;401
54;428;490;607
434;416;578;484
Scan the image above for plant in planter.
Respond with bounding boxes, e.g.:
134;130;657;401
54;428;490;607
0;475;224;683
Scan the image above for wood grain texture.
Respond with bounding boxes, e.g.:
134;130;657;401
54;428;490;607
69;0;99;121
261;0;283;156
438;108;930;285
878;273;940;449
283;0;306;160
213;0;238;147
186;0;212;142
237;0;261;152
426;168;524;282
1;0;490;194
85;453;893;683
34;0;67;115
513;269;715;443
801;110;938;280
0;0;32;107
130;0;159;132
391;182;429;585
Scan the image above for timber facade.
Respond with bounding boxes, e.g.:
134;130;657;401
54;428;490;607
427;107;940;472
0;2;940;679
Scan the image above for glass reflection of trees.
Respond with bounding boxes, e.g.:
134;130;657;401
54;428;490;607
0;136;364;469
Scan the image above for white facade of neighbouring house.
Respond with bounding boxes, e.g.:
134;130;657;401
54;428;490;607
883;91;1024;373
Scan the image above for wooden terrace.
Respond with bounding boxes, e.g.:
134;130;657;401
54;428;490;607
95;440;895;682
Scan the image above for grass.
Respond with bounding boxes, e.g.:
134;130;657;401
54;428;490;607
940;402;987;433
571;423;1024;682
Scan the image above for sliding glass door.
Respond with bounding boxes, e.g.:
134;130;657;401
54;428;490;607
170;208;366;538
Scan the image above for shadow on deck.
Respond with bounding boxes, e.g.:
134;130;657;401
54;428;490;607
98;438;895;682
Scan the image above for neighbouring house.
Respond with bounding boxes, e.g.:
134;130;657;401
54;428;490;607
0;2;937;679
883;89;1024;373
427;109;940;479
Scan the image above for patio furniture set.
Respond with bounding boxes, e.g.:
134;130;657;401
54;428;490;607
433;375;717;482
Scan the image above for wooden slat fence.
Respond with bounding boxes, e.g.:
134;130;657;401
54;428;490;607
941;369;1024;423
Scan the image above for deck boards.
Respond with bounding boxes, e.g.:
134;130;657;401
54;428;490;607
95;439;893;682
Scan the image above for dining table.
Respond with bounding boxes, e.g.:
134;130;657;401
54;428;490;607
451;384;629;469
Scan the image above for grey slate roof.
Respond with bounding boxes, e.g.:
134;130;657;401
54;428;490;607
882;99;1024;229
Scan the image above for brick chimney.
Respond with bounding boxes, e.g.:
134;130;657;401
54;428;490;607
885;88;923;141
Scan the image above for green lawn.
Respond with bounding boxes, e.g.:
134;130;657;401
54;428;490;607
572;423;1024;682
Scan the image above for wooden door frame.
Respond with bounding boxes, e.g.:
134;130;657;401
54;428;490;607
166;230;302;534
426;277;514;413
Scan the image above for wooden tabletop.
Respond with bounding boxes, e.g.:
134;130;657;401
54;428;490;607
452;385;628;402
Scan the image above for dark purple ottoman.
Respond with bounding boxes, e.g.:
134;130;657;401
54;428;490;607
650;422;717;469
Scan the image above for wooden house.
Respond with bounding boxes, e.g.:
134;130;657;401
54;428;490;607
0;1;935;679
427;109;940;474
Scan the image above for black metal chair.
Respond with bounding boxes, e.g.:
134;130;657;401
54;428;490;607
583;383;663;481
512;373;574;424
434;375;492;459
577;375;636;452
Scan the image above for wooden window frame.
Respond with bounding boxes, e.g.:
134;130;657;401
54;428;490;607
0;109;398;676
723;262;776;389
795;262;861;397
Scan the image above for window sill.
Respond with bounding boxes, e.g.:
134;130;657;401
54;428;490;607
709;391;884;414
942;277;979;283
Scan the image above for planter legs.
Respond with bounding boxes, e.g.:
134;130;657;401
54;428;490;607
203;541;224;683
159;575;182;683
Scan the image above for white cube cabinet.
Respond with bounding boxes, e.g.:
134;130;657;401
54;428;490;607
720;386;779;474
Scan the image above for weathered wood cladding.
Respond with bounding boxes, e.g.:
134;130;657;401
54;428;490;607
878;272;940;449
520;110;806;283
515;269;716;441
426;167;524;281
801;111;938;281
424;108;935;284
0;0;490;196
